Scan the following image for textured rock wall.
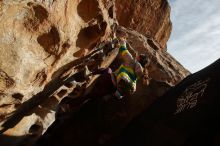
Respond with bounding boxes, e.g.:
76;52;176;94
0;0;190;146
35;27;189;146
120;26;189;85
0;0;113;99
115;59;220;146
115;0;172;49
0;0;115;138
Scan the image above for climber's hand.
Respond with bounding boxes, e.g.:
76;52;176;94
142;74;150;86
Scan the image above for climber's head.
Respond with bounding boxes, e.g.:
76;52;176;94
117;75;136;96
137;54;148;67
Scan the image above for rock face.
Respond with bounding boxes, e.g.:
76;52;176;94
119;27;189;85
0;0;189;146
115;0;172;49
34;27;188;146
115;59;220;146
0;0;115;142
36;60;219;146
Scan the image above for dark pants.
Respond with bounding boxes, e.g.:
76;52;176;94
88;67;116;98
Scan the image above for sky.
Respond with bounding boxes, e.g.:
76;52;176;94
167;0;220;73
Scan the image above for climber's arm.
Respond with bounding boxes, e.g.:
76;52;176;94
127;42;138;59
135;61;144;79
135;61;150;85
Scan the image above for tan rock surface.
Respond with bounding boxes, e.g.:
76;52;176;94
115;0;172;49
119;26;190;85
34;26;190;146
0;0;190;146
0;0;115;137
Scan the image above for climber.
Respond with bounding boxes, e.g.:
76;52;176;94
112;36;147;99
55;30;149;121
88;33;149;99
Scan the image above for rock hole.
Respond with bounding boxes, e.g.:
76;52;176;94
76;22;107;50
32;4;49;23
147;39;159;50
71;70;86;82
0;69;15;90
12;93;24;101
87;53;103;71
41;96;59;110
87;60;98;72
0;92;6;97
77;0;100;22
96;13;104;22
62;42;71;49
64;82;74;88
37;26;60;55
57;89;68;98
69;84;86;98
24;3;48;31
108;6;114;18
14;103;21;108
27;2;33;7
29;123;43;134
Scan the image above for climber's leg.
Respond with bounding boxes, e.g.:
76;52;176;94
86;70;116;98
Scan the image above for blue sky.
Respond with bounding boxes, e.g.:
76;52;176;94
167;0;220;73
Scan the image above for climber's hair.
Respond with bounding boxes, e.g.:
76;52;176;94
138;54;148;67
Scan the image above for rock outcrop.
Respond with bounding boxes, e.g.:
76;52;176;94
119;27;188;85
0;0;189;146
115;0;172;49
0;0;117;144
34;26;189;146
114;59;220;146
35;60;219;146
